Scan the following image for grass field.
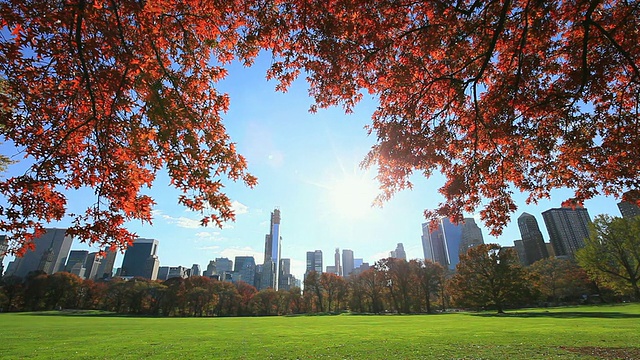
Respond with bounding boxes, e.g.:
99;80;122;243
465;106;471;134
1;304;639;359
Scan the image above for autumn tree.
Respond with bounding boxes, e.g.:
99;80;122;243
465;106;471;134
416;259;444;314
356;268;386;314
375;258;415;313
319;272;346;312
258;0;640;233
235;281;258;316
0;0;258;254
529;257;592;303
303;270;323;313
577;215;640;300
4;1;639;251
451;244;532;313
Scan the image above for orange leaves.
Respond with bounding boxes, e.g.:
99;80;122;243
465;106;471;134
0;0;259;255
253;0;640;235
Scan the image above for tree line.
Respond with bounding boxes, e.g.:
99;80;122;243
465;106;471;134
2;214;638;315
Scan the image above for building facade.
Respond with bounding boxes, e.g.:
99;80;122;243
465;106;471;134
517;212;549;265
261;208;282;290
618;198;640;219
120;238;160;280
542;205;592;258
342;249;354;277
7;228;73;278
234;256;256;286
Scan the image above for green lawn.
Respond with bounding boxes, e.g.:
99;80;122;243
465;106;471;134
1;304;639;359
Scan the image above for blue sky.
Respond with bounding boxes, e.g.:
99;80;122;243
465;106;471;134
1;55;624;280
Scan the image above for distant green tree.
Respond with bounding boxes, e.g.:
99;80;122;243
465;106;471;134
577;215;640;300
451;244;533;313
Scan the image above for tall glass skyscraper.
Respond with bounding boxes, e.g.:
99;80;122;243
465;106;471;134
542;205;591;257
261;208;281;290
517;212;549;265
7;228;73;278
422;218;483;270
120;238;159;280
342;249;354;277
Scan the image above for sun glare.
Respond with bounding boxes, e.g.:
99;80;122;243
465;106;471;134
327;174;379;219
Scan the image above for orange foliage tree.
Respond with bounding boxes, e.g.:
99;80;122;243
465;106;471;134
259;0;640;233
0;1;258;254
2;1;639;254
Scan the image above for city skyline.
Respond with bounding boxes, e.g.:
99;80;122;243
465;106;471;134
0;56;626;281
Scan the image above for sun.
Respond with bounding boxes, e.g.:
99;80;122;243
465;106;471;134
327;173;379;219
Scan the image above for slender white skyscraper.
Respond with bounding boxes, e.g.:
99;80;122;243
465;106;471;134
261;208;281;290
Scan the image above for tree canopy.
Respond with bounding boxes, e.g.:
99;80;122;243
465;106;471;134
1;1;639;253
577;214;640;300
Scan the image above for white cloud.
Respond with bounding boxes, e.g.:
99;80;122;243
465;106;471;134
194;231;223;243
160;214;203;229
198;245;221;252
231;200;249;215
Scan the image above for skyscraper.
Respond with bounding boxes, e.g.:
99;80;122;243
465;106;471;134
390;243;407;260
234;256;256;286
120;238;160;280
191;264;201;277
422;218;481;270
83;252;101;280
306;250;323;276
94;248;117;280
342;249;354;277
65;250;89;278
460;218;484;255
618;194;640;219
334;248;341;276
0;235;9;277
262;208;281;290
8;228;73;278
542;205;592;258
517;212;549;265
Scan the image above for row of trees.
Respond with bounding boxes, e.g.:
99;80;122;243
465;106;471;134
2;214;637;315
0;249;607;316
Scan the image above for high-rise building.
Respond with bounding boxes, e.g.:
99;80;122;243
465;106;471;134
157;266;170;281
261;208;282;290
167;266;189;279
421;223;434;263
542;205;592;258
513;240;527;265
93;248;117;280
618;194;640;219
215;257;233;273
120;238;160;280
460;218;484;255
422;218;460;270
191;264;201;277
7;228;73;278
306;250;323;275
0;235;8;277
279;258;294;290
342;249;354;277
354;258;363;269
390;243;407;260
234;256;256;286
65;250;89;278
422;218;482;270
83;252;101;280
517;212;549;265
334;248;341;276
204;260;216;277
